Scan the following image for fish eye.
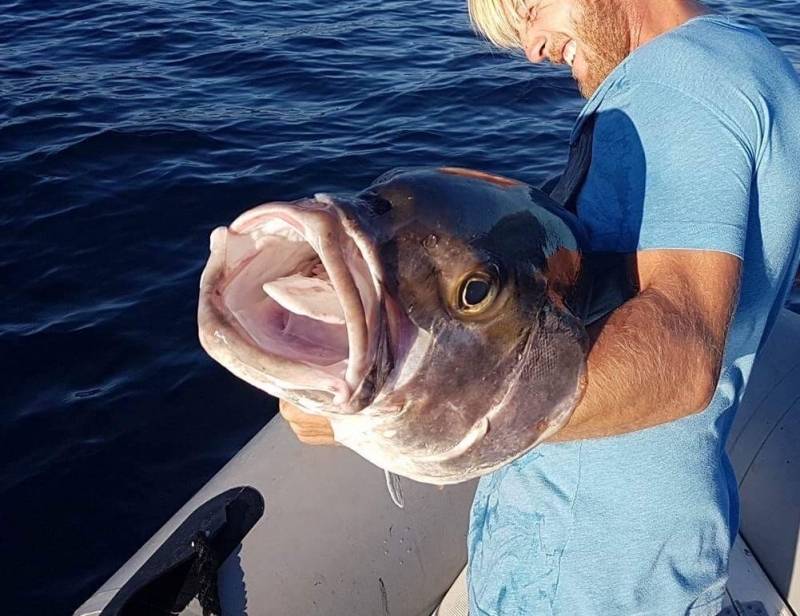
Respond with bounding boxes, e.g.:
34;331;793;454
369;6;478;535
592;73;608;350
457;270;498;314
463;279;490;306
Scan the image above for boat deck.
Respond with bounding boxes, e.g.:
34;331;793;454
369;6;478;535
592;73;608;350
722;535;794;616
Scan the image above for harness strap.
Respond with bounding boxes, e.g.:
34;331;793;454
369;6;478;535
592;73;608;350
548;114;597;212
544;114;637;325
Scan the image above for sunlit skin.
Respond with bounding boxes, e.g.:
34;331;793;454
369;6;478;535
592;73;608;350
509;0;709;97
282;0;742;447
280;398;337;445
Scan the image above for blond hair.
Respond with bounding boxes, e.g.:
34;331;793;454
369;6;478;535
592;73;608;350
467;0;524;49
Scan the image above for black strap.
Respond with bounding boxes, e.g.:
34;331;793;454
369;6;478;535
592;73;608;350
543;114;636;324
547;114;597;213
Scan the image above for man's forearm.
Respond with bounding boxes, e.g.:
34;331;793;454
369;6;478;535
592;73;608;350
548;286;723;442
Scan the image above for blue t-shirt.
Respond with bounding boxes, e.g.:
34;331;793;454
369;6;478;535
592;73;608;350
468;15;800;616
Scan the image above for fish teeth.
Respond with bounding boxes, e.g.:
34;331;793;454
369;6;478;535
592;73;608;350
564;40;577;67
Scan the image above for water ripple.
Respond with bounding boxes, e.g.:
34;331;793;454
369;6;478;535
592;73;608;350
2;0;799;613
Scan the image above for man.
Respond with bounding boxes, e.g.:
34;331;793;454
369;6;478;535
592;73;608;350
282;0;800;613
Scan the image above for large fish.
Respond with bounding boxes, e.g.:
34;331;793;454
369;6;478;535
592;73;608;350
198;167;629;488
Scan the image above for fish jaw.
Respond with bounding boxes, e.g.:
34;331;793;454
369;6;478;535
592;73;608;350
198;195;402;413
329;297;589;485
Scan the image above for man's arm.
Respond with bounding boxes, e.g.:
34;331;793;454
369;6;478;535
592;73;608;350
280;398;337;446
549;249;741;442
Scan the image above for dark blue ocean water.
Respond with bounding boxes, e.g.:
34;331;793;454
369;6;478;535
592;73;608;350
2;1;799;613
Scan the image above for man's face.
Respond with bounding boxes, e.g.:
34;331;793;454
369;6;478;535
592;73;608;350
510;0;631;97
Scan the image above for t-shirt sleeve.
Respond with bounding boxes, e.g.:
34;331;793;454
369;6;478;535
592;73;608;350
578;81;754;258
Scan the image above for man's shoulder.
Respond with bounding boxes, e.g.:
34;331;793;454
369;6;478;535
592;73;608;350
616;15;795;114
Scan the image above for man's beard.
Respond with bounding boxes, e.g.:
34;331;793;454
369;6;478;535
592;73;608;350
575;0;631;97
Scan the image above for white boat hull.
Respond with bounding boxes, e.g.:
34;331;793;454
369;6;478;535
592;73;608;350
76;309;800;616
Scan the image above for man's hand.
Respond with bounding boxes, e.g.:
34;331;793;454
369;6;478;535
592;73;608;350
279;399;337;446
549;249;741;442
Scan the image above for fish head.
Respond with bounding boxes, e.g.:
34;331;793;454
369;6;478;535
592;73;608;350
341;167;590;482
198;167;589;483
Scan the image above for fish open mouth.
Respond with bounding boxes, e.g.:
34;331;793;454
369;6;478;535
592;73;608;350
198;195;389;412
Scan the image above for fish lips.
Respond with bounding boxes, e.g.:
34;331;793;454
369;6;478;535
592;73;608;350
198;195;403;414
